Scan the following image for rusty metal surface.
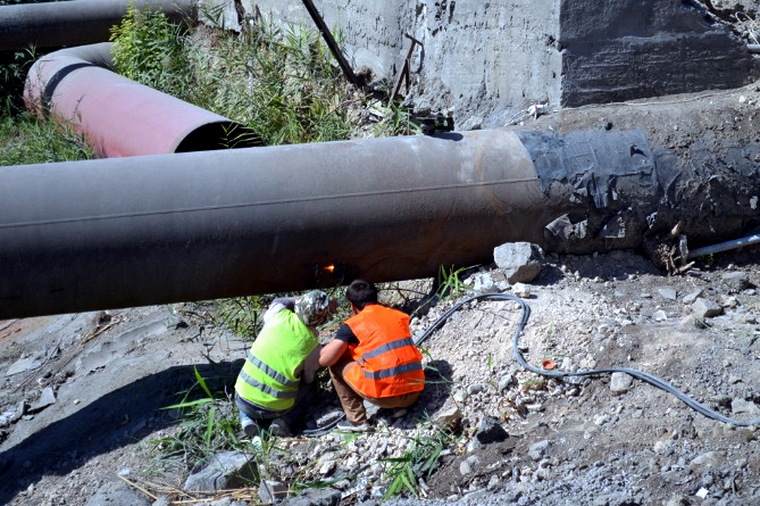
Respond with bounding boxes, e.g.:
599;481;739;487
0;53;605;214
0;129;547;319
0;0;195;52
24;43;261;158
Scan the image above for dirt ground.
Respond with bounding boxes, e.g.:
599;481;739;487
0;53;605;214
3;238;760;505
2;77;760;505
3;5;760;503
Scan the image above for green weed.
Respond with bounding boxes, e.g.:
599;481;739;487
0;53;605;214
435;265;475;300
370;101;422;138
209;295;272;341
109;5;192;101
0;47;38;116
381;424;457;498
151;366;245;470
0;113;92;166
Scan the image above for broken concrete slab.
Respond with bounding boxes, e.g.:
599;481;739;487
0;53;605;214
433;403;462;431
283;488;342;506
259;480;288;504
722;271;753;292
657;288;677;301
692;298;724;319
83;478;152;506
31;387;56;412
683;290;703;305
6;356;42;377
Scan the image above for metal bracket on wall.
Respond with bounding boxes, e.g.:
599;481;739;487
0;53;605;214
388;33;423;107
300;0;361;87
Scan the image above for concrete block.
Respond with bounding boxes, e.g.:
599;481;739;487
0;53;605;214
242;0;758;125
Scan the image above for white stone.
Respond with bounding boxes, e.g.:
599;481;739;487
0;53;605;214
610;372;633;394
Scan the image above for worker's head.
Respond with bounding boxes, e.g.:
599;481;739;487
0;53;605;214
295;290;336;327
345;279;378;311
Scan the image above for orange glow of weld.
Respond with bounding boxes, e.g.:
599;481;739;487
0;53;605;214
323;264;335;273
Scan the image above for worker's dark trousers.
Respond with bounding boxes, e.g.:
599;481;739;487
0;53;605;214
235;380;315;431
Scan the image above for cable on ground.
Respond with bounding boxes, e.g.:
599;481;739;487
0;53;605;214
416;291;760;427
303;290;760;437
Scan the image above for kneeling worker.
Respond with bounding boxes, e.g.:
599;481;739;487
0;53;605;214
319;279;425;431
235;290;336;437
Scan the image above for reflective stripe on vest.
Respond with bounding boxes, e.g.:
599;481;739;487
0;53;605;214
246;351;299;390
344;305;425;399
362;361;423;381
358;337;417;361
238;367;298;399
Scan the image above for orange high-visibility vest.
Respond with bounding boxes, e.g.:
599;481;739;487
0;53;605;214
344;305;425;398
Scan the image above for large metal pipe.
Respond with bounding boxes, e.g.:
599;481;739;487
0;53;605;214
2;126;758;320
0;129;546;319
24;43;261;157
0;0;195;52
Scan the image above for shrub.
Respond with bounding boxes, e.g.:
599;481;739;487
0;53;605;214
109;5;192;101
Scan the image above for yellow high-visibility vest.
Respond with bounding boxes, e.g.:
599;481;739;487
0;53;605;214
235;310;317;412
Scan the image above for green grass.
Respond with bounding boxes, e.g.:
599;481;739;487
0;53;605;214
109;5;419;146
381;423;458;498
0;113;93;166
435;265;476;300
150;367;247;470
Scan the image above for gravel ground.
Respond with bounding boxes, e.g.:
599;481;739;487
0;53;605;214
2;3;760;499
3;245;760;506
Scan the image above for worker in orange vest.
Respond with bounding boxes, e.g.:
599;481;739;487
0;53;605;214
319;279;425;431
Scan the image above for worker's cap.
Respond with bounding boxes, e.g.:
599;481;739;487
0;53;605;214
295;290;336;327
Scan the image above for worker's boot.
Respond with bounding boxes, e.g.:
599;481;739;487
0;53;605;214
269;417;292;437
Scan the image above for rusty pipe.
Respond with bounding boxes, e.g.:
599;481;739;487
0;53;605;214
0;0;195;52
2;127;759;320
24;43;262;157
0;129;548;319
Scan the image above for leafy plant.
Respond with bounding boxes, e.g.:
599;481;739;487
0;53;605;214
371;101;422;138
209;295;271;340
381;424;457;498
109;4;192;101
0;47;38;117
0;113;92;166
151;367;245;470
435;265;475;299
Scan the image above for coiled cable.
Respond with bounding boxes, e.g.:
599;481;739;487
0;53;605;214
415;291;760;427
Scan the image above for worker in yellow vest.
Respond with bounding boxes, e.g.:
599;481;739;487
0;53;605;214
319;280;425;431
235;290;335;437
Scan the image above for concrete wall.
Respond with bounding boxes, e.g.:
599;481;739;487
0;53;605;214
220;0;757;128
559;0;757;107
240;0;563;129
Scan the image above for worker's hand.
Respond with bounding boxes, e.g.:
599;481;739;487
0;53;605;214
319;339;348;367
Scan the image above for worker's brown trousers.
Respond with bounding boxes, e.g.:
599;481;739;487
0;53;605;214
329;353;421;423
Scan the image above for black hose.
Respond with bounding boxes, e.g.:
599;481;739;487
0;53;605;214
302;290;760;437
415;292;760;427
